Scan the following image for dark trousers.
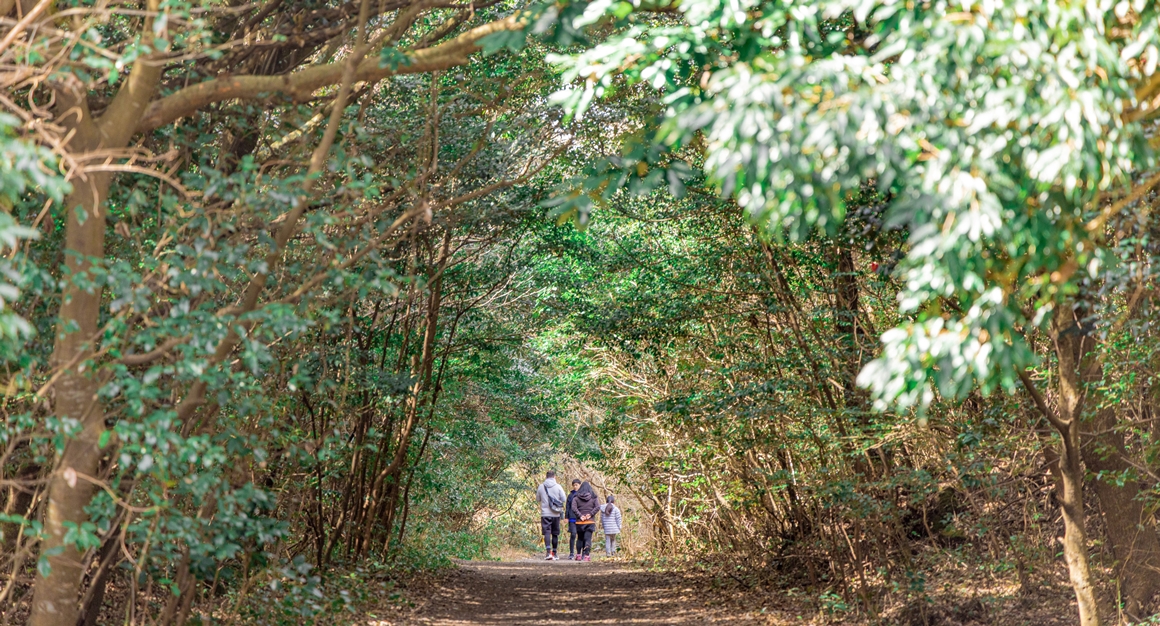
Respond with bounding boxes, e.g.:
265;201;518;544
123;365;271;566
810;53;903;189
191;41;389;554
540;516;560;552
576;523;594;556
568;521;578;554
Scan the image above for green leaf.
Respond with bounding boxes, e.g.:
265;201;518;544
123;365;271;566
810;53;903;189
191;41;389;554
36;547;63;578
478;30;526;56
379;47;411;71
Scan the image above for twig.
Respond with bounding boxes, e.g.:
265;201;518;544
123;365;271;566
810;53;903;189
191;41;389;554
0;0;53;56
1087;170;1160;234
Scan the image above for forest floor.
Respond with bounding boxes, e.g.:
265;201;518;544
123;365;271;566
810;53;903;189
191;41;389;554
367;555;1082;626
391;558;779;625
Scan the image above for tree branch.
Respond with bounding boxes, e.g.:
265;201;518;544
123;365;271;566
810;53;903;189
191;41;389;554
1086;169;1160;234
116;336;190;365
136;15;520;133
1017;368;1070;434
0;0;53;56
97;0;164;145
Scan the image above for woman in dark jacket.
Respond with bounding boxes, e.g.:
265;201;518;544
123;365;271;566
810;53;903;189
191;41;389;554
570;481;600;561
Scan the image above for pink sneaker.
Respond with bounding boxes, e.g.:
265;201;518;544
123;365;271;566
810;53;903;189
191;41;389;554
582;554;591;562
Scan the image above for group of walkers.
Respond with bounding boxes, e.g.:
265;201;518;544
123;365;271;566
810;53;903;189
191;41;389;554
536;471;623;561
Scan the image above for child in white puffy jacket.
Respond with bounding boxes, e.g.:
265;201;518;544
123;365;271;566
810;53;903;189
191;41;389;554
601;495;623;556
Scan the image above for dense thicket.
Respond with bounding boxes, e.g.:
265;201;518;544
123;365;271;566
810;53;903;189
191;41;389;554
3;0;1160;625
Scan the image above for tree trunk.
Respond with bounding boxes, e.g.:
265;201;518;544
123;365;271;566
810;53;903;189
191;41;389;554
1020;307;1103;626
30;166;113;626
1051;296;1160;619
833;245;863;410
1082;384;1160;617
1050;308;1104;626
378;233;449;547
833;244;881;476
1056;421;1103;626
30;25;163;622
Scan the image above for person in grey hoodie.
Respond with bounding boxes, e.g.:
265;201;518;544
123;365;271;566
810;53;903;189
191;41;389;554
601;495;623;556
536;471;567;560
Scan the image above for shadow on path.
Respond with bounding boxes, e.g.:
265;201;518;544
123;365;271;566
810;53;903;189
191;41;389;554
404;559;764;625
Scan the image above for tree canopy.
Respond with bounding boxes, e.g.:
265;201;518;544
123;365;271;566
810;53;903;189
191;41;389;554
2;0;1160;625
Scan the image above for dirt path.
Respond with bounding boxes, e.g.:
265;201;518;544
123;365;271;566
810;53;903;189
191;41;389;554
403;559;768;625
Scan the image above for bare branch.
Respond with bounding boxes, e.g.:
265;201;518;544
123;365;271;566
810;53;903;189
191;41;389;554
1017;368;1070;434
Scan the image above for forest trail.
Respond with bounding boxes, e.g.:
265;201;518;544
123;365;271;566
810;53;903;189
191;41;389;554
403;559;769;625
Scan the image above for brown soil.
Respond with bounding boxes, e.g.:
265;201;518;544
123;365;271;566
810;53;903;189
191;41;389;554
386;556;1082;626
400;559;771;625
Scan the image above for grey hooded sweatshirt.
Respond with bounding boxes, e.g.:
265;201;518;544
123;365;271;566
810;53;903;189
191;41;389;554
537;478;567;518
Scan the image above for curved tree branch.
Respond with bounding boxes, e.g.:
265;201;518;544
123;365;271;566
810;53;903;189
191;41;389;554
136;15;520;132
